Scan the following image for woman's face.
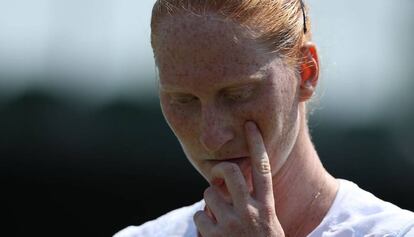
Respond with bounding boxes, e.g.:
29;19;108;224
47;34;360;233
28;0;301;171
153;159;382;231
155;15;301;189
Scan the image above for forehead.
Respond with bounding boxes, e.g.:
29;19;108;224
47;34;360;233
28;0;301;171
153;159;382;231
154;14;280;88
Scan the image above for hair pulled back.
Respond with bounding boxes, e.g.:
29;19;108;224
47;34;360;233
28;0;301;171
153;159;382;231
151;0;311;66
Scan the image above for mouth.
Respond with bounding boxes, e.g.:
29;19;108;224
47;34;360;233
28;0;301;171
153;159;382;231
206;156;254;194
208;156;249;166
207;156;251;179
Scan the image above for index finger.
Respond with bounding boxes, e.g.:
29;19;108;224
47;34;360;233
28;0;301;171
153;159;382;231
244;121;274;204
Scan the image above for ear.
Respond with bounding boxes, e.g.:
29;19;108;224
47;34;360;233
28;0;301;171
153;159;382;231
299;42;320;102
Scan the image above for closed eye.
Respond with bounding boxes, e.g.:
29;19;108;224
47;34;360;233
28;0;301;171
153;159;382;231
169;93;198;105
223;86;255;102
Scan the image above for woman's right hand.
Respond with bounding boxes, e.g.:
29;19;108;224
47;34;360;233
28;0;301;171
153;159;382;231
195;121;285;237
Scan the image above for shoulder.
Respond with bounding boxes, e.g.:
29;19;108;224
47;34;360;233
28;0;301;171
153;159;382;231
113;200;204;237
309;179;414;237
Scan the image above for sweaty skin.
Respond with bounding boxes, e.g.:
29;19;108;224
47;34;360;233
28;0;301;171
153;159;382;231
156;15;300;189
155;14;339;237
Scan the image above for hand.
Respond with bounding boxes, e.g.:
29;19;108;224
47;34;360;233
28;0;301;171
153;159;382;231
194;121;285;237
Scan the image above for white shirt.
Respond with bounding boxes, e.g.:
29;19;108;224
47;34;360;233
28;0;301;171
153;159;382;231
114;179;414;237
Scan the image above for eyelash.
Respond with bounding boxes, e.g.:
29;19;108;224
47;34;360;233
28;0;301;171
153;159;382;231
168;88;255;105
224;89;254;102
170;95;198;105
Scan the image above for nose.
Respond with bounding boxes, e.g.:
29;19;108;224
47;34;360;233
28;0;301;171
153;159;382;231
199;106;234;153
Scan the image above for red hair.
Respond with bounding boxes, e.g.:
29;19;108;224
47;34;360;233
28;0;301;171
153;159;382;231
151;0;311;66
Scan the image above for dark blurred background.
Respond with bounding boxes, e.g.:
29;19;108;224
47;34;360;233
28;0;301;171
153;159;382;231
1;0;413;236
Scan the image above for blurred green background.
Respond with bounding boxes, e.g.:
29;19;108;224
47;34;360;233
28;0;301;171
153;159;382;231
1;0;413;236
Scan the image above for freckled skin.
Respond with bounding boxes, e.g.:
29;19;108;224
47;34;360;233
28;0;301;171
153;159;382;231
155;14;301;188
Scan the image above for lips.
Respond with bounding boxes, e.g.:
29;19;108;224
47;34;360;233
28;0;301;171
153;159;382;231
208;156;252;180
208;156;249;167
207;156;254;195
222;156;248;165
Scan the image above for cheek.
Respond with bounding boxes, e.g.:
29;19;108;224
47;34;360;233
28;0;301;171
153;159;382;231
254;104;281;148
240;85;295;157
160;98;211;171
239;92;282;138
160;99;202;152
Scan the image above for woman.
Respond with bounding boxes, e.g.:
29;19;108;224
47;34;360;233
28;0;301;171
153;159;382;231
115;0;414;236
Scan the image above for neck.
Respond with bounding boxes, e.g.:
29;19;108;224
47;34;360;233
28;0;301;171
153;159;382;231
272;104;339;237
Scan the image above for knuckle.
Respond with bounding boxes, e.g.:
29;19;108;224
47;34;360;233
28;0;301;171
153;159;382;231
223;215;239;229
259;205;275;221
241;204;259;220
223;163;240;175
236;183;249;196
193;211;203;223
257;158;271;174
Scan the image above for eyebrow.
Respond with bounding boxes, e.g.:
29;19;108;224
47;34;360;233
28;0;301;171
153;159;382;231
159;72;267;92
